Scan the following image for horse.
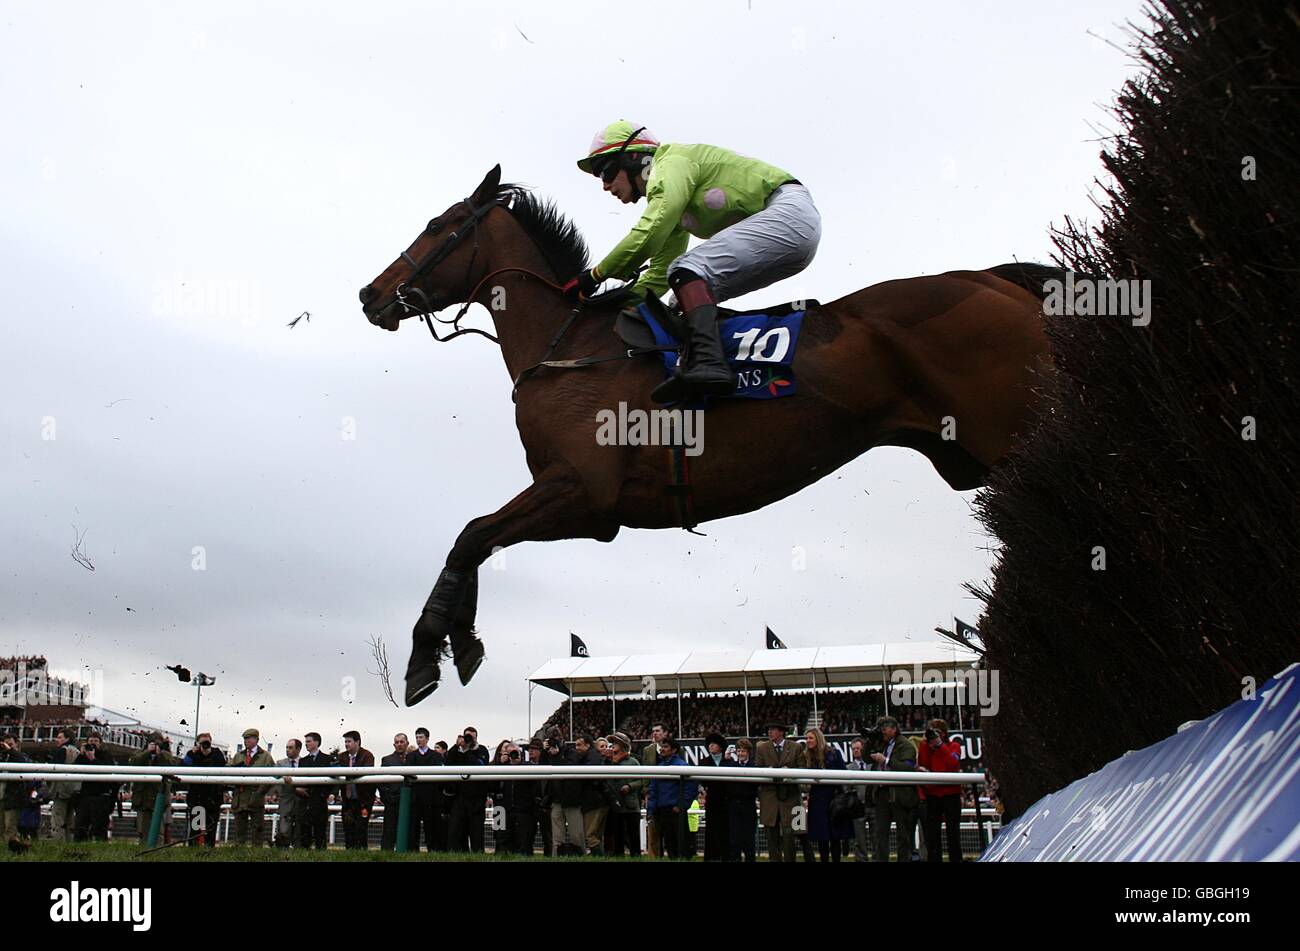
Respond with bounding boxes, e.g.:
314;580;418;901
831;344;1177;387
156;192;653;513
359;165;1053;705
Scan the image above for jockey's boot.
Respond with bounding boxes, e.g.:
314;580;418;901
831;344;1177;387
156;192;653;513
652;278;734;404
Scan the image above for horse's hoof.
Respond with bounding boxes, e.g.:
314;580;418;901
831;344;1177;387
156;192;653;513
404;670;440;707
406;613;451;705
454;638;485;686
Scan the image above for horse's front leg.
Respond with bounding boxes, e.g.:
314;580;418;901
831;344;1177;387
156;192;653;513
404;477;619;705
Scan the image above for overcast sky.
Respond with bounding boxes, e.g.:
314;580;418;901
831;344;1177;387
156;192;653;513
0;0;1144;753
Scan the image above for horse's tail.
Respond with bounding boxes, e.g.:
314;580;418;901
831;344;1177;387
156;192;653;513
983;262;1070;302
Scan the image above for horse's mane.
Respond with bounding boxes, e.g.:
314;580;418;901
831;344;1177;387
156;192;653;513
499;184;590;282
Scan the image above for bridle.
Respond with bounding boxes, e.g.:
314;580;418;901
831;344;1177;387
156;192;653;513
380;188;668;399
390;194;504;344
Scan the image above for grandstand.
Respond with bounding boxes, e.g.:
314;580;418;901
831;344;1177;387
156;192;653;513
0;655;192;755
529;641;984;744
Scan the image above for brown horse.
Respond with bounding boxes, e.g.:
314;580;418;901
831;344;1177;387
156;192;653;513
359;165;1052;705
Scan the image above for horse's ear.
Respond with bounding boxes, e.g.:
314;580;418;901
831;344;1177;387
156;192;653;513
472;164;502;203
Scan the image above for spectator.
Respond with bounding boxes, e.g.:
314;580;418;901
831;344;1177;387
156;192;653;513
640;722;668;858
182;732;225;847
230;728;276;846
645;736;697;860
19;777;46;843
870;716;919;862
274;738;304;848
698;732;731;861
847;737;873;862
379;733;409;851
602;732;644;857
1;733;28;849
338;730;376;850
130;735;176;843
543;732;583;856
918;718;964;863
488;740;514;853
494;741;539;855
803;728;852;862
74;733;117;841
526;738;551;856
444;726;489;852
755;721;804;862
727;738;758;862
405;728;446;852
47;729;80;842
574;734;607;856
296;732;333;850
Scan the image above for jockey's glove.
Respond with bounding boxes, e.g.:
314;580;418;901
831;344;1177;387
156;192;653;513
562;268;602;300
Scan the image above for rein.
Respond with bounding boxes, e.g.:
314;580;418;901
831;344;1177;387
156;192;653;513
389;202;671;399
393;194;502;344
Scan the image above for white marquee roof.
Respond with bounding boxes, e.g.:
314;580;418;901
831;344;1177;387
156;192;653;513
528;641;980;697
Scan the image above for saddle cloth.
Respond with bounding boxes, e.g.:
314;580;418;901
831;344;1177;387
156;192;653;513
618;300;812;400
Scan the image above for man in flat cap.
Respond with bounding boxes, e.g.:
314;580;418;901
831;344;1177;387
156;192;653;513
230;728;276;846
602;732;645;857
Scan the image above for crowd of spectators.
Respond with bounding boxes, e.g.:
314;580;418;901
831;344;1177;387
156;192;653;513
539;689;983;742
2;713;1000;859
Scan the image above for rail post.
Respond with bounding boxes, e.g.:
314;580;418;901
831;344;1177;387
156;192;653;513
395;776;414;853
146;787;167;847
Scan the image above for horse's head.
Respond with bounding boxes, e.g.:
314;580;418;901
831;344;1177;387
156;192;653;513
359;164;503;331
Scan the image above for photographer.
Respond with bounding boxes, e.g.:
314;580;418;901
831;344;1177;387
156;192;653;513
73;733;117;842
182;732;226;847
129;734;176;843
444;726;489;852
867;716;918;862
492;741;535;855
525;739;551;855
918;718;964;862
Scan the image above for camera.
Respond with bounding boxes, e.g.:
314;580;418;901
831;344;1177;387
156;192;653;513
860;727;885;754
924;728;940;743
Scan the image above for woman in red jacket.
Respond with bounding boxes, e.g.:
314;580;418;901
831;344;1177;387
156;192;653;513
917;719;965;862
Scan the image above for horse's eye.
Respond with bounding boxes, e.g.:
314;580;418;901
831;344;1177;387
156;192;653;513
426;218;442;234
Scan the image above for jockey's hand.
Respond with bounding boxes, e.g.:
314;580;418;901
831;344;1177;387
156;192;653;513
562;269;601;300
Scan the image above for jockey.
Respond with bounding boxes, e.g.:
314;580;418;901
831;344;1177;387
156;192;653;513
566;120;821;404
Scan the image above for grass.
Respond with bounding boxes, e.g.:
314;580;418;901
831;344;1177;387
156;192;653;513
2;841;642;862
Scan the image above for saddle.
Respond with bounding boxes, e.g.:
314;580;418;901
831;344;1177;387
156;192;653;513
615;294;817;401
